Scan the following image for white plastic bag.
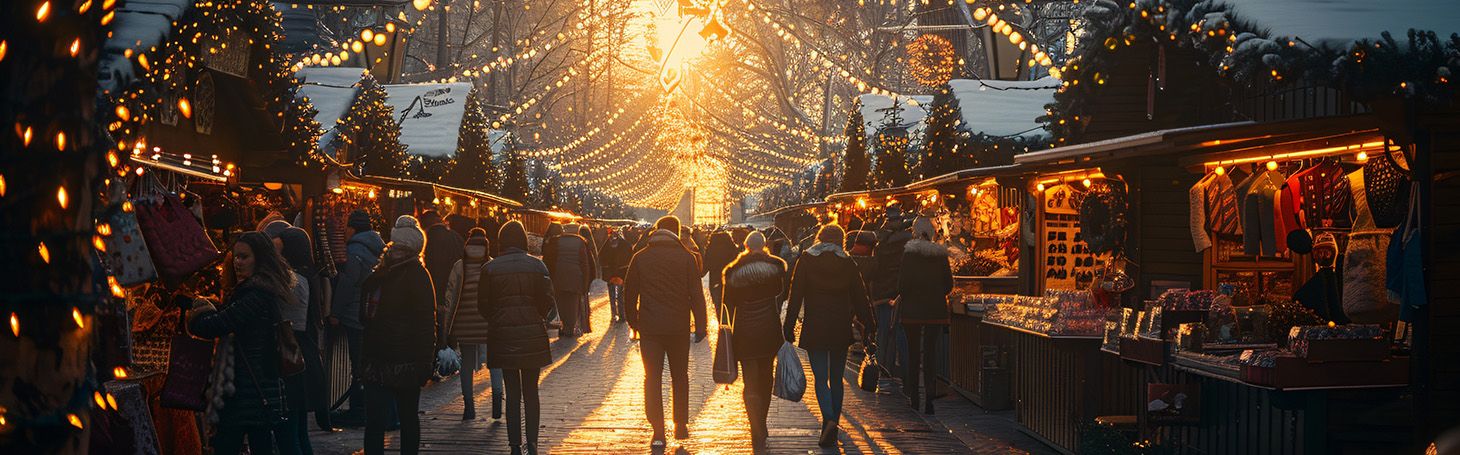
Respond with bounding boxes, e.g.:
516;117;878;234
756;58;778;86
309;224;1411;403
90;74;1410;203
772;342;806;402
435;347;461;378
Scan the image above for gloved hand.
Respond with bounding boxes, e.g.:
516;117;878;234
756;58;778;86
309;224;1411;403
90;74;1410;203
693;331;706;343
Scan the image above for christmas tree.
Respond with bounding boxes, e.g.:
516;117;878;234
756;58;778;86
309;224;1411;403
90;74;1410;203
342;75;408;178
499;147;530;203
444;87;502;192
408;155;452;183
872;102;912;189
839;107;870;192
529;159;557;209
920;85;966;178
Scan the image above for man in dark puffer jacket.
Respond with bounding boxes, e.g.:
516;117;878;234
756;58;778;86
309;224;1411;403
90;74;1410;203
624;216;708;447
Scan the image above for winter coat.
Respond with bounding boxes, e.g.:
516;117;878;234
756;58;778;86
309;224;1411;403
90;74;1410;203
599;236;632;280
721;251;787;360
476;247;556;369
188;282;288;428
624;230;709;337
445;240;491;344
424;224;465;318
333;230;385;329
871;227;912;301
703;232;739;291
360;251;437;388
545;233;595;294
784;243;874;351
897;239;954;324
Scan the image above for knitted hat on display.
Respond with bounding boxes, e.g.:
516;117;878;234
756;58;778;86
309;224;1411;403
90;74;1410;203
390;215;426;253
347;210;373;232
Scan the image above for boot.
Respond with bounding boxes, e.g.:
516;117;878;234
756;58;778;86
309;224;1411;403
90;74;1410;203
463;401;475;421
818;419;838;448
315;411;333;432
510;445;522;455
674;423;689;440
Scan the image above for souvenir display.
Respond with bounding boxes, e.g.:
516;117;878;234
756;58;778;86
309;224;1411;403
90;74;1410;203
1043;184;1106;290
984;290;1110;336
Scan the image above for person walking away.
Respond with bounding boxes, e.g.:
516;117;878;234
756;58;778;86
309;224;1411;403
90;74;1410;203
477;221;557;455
624;216;708;447
599;231;632;323
329;211;384;426
703;231;739;318
541;223;564;328
783;225;875;448
575;224;600;334
720;232;787;450
846;230;879;350
545;224;593;337
443;228;504;421
277;227;326;451
187;232;302;455
420;210;464;339
679;226;704;274
360;216;437;455
898;216;953;414
872;207;913;376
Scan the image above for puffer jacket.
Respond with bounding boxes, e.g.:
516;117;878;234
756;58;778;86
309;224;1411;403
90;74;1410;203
445;237;491;344
721;251;786;360
476;247;556;369
360;250;437;388
898;239;954;324
703;232;739;291
871;226;912;301
784;242;874;351
624;230;708;337
332;230;385;330
188;282;288;428
546;234;594;294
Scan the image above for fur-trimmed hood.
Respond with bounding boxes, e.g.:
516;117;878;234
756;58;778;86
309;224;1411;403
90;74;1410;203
725;252;786;288
904;238;948;258
805;242;850;258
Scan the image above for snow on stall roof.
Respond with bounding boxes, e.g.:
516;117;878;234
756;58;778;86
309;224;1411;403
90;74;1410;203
858;94;933;136
1213;0;1460;46
99;0;194;93
383;82;474;158
948;77;1058;139
297;68;367;150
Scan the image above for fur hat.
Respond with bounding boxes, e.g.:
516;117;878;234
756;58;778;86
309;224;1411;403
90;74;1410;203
347;210;373;232
744;231;767;252
390;215;426;253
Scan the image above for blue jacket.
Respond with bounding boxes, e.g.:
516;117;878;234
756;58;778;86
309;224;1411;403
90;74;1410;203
333;230;385;329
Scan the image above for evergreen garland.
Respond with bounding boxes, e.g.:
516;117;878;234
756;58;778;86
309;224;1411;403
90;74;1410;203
340;74;408;178
839;107;870;193
444;87;502;193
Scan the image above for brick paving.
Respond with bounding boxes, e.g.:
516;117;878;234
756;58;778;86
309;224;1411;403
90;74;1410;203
311;281;1056;454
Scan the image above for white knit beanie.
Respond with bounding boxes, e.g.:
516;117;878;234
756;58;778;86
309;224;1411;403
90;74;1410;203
390;215;426;253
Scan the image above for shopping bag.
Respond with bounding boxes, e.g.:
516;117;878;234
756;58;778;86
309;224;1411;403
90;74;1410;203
161;302;215;411
712;326;737;384
435;347;462;378
858;354;880;392
135;194;220;285
772;342;805;402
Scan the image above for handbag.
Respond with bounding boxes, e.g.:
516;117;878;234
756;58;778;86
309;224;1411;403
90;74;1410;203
160;298;216;410
103;203;158;286
136;194;221;285
274;304;306;377
712;308;737;385
858;353;880;392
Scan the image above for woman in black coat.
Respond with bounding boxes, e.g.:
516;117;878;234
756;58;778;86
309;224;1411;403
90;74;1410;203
360;216;438;455
719;231;786;450
703;231;740;317
187;232;302;455
783;224;874;448
477;220;557;455
898;216;954;415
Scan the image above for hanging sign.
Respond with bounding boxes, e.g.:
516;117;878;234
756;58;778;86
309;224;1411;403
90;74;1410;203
383;82;473;158
202;29;250;78
193;72;216;135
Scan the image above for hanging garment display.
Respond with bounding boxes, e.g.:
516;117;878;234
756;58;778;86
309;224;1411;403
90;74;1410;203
1387;186;1427;322
1342;169;1398;323
1363;152;1411;229
1189;173;1215;251
1241;169;1285;256
136;194;221;285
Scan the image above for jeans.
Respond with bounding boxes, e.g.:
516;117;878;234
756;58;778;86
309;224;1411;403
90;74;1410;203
806;347;848;428
901;323;942;413
212;420;300;455
608;283;624;321
284;335;313;455
873;302;898;375
740;356;775;444
639;334;690;434
502;368;542;449
365;384;421;455
459;344;504;418
343;326;366;413
556;291;584;336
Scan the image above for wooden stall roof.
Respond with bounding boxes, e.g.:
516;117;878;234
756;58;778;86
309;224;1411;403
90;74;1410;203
348;174;523;207
1013;114;1385;172
825;164;1026;204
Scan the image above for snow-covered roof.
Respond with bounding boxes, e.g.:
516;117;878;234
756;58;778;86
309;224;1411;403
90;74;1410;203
297;68;367;151
1211;0;1460;46
99;0;194;93
948;77;1058;140
858;94;933;137
383;82;474;158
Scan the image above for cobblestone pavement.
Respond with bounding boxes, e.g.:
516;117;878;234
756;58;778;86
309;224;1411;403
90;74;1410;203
312;281;1056;454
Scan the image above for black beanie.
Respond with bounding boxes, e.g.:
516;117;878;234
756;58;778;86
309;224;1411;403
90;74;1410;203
347;210;372;232
655;215;681;234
